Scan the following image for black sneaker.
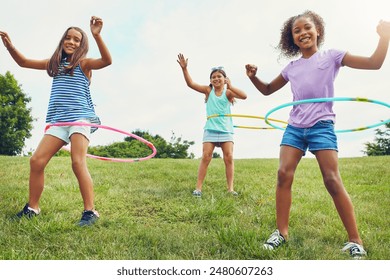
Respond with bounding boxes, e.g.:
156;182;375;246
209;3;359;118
78;210;99;226
263;229;286;250
15;203;40;219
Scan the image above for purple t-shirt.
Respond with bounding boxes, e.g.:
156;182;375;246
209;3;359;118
281;49;347;128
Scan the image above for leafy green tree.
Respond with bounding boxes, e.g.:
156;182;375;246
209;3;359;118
0;71;34;155
162;132;195;159
363;122;390;156
212;152;221;158
87;130;195;159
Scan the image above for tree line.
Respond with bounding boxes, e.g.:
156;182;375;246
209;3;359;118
87;130;195;159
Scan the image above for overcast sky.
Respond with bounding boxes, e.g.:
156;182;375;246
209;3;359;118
1;0;389;159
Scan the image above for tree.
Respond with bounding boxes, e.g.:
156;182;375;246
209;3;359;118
363;122;390;156
87;130;195;159
0;71;34;155
163;132;195;159
212;152;221;158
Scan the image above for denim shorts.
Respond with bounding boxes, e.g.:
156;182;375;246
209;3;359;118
45;119;91;144
280;120;338;155
203;129;234;147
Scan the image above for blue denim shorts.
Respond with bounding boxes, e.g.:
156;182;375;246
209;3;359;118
281;120;338;155
45;119;91;144
203;129;234;147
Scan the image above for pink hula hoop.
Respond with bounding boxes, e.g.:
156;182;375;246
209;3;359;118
45;122;157;162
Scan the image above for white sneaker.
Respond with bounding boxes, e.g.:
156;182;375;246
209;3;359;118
192;190;202;197
263;229;286;250
342;242;367;259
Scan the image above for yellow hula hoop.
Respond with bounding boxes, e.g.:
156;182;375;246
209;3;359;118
207;114;288;130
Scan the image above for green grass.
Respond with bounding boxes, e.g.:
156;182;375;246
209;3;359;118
0;155;389;260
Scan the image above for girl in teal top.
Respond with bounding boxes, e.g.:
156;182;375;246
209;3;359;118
177;53;247;197
204;86;234;133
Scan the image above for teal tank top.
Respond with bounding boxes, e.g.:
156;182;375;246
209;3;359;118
204;87;233;133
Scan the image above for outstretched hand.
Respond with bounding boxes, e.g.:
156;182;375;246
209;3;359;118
90;16;104;36
177;53;188;69
245;64;258;78
377;20;390;40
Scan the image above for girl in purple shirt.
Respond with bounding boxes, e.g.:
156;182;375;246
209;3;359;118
246;10;390;258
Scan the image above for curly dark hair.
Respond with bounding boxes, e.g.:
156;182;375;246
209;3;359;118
277;10;325;59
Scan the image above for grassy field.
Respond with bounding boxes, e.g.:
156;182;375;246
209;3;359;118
0;155;389;260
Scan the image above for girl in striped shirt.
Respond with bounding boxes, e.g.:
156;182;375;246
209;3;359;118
0;16;112;226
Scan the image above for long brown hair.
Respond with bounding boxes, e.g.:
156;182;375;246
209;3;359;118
46;27;89;77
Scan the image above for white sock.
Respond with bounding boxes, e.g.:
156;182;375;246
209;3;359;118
27;206;40;214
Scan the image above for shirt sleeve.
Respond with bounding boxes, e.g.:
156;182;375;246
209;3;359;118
281;62;292;81
329;49;347;67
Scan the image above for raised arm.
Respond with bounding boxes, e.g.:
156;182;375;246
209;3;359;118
245;64;287;96
0;31;48;69
81;16;112;75
342;20;390;69
177;53;210;94
225;77;247;100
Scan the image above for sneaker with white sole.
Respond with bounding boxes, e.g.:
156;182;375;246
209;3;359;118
342;242;367;259
263;229;286;250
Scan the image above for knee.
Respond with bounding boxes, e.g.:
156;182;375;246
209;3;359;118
223;151;233;163
30;155;46;172
323;173;343;196
71;158;86;173
277;167;294;187
202;152;213;163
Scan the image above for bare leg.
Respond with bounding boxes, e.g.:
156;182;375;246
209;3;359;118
315;150;363;245
69;133;94;210
275;146;303;239
28;135;65;210
196;142;215;192
220;141;234;192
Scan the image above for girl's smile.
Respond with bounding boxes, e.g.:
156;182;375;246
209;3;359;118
292;17;319;57
63;28;82;56
210;72;225;88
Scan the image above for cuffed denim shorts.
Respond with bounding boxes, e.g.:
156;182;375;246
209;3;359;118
280;120;338;155
203;129;234;147
45;119;91;144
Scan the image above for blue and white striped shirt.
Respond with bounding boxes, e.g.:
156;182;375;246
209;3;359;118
46;62;97;123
